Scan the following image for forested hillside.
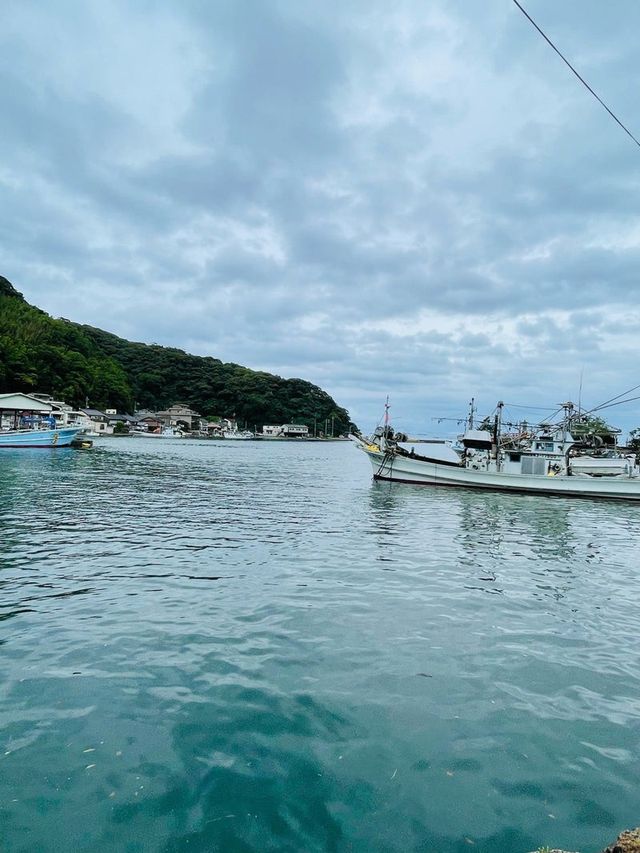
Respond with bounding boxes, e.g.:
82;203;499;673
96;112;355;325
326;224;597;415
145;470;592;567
0;276;354;433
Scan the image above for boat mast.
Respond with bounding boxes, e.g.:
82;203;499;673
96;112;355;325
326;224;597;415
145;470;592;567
382;395;390;450
468;397;475;430
495;401;504;471
561;401;573;449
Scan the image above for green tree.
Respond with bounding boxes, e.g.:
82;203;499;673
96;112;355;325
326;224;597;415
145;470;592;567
0;275;356;432
572;415;619;446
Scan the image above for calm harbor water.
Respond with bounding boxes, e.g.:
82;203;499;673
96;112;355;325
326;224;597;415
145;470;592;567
1;438;639;853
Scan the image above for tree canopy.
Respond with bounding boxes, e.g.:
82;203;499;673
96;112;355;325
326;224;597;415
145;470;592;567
571;415;619;446
0;276;355;434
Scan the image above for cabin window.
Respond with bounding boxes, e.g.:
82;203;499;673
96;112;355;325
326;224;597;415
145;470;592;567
508;452;521;462
535;441;554;452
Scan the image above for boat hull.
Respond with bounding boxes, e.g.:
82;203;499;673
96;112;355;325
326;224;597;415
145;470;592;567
360;445;640;501
144;429;185;438
0;427;82;448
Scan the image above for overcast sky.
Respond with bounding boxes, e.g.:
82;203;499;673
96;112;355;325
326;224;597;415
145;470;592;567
2;0;640;434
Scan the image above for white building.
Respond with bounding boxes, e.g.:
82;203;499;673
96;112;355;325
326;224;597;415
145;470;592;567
31;394;88;428
261;423;309;438
281;424;309;437
80;409;112;434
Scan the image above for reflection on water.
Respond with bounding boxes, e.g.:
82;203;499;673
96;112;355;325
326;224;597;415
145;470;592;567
366;480;632;607
1;440;640;852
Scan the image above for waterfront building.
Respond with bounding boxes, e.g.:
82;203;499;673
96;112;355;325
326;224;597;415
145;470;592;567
261;423;310;438
80;408;112;434
281;424;309;437
136;415;163;433
155;403;201;430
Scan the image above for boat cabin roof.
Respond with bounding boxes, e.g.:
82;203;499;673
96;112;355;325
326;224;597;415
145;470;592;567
0;392;53;413
461;429;493;448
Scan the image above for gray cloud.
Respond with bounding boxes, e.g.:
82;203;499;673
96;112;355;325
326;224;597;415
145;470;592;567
3;0;640;433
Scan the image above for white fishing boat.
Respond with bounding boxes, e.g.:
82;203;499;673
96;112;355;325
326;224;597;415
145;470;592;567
352;399;640;501
146;427;185;439
222;429;254;440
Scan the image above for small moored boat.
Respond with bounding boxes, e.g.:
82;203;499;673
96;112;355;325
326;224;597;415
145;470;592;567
145;427;185;438
0;393;82;448
222;429;254;440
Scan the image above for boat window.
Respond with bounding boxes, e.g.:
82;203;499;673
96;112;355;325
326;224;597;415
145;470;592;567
535;441;554;452
508;452;521;462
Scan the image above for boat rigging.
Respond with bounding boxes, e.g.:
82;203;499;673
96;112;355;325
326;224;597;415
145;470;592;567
351;392;640;501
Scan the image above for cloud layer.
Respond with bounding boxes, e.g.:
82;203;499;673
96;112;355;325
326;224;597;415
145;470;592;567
3;0;640;433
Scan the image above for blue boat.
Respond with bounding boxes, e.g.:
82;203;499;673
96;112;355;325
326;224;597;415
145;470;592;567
0;392;82;448
0;426;82;448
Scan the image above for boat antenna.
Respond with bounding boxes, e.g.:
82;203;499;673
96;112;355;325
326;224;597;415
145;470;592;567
468;397;475;430
578;369;584;415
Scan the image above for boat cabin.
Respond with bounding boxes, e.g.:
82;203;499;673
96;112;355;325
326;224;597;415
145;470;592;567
498;427;575;475
460;424;577;476
0;392;53;430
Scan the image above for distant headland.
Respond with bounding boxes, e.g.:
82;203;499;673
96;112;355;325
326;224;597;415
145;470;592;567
0;276;356;435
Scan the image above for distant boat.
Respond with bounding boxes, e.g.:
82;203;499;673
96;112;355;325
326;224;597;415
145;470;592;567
352;398;640;501
146;427;185;438
222;429;254;440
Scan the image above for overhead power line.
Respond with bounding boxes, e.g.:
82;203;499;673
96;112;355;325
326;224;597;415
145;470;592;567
513;0;640;150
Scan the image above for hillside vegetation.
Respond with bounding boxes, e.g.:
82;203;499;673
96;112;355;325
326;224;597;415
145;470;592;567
0;276;354;433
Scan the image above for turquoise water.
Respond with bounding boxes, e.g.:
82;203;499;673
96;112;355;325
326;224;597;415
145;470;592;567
1;438;639;853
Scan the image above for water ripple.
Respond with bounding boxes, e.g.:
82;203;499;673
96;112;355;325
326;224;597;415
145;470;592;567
1;439;640;852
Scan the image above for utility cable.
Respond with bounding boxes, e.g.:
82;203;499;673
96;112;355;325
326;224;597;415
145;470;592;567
591;393;640;414
513;0;640;150
502;403;558;412
589;381;640;414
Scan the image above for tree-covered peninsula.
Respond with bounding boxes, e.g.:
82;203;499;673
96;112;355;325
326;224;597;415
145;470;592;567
0;276;355;433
